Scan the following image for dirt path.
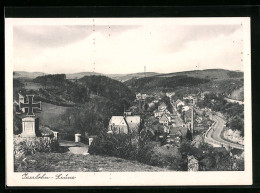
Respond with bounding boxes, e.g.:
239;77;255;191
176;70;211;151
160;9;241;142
59;140;89;155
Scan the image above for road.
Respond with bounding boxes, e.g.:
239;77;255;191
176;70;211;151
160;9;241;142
171;102;184;127
59;140;89;155
205;114;244;150
170;99;244;150
224;97;244;105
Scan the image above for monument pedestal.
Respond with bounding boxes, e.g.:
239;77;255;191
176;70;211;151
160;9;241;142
21;117;36;138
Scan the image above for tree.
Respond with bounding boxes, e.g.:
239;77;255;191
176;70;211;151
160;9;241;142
62;97;124;135
144;103;149;111
229;116;244;136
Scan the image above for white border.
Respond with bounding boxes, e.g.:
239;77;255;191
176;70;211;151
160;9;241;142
5;17;252;186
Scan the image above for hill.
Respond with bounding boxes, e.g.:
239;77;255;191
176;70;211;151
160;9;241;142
67;71;159;82
78;75;135;103
124;75;210;94
66;72;103;79
124;69;244;99
106;72;159;82
14;74;136;135
154;69;243;80
14;71;47;79
31;74;135;107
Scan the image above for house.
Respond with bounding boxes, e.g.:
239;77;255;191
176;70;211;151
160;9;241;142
163;125;170;134
176;99;185;108
153;100;159;104
164;109;171;114
171;121;176;127
136;93;147;100
136;93;142;100
148;102;155;108
154;109;164;118
154;109;171;118
165;113;172;122
108;115;141;134
158;102;167;111
170;126;187;137
124;110;132;116
159;114;170;126
108;116;128;134
182;106;190;112
166;92;175;98
125;116;141;133
129;106;138;114
142;94;147;100
18;93;26;112
183;96;193;100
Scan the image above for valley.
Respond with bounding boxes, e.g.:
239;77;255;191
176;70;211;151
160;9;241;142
13;68;245;172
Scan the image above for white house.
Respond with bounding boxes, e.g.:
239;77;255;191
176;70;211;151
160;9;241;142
159;114;170;126
158;102;167;111
166;92;175;98
108;115;141;134
176;100;185;108
108;116;128;134
136;93;142;100
182;106;190;112
154;108;171;118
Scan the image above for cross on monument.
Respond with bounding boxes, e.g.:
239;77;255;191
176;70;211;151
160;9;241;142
20;95;41;116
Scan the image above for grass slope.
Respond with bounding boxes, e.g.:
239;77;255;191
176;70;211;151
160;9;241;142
15;152;168;172
36;102;70;128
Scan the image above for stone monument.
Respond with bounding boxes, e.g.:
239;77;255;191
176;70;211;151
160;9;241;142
19;95;41;138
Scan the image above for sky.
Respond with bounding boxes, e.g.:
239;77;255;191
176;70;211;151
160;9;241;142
12;20;245;74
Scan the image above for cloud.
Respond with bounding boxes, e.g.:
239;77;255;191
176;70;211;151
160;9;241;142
13;24;244;74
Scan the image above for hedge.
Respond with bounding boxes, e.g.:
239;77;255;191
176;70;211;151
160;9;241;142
14;137;59;159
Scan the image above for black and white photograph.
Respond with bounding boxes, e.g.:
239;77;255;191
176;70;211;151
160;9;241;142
5;17;252;186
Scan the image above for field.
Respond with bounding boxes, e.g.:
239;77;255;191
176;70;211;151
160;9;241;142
15;152;168;172
36;102;70;128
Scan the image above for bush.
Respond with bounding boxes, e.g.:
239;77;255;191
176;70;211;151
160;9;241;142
137;141;158;164
14;137;59;159
149;145;182;169
89;133;183;170
88;133;138;160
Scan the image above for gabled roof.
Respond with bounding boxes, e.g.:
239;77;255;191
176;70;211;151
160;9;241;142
159;102;167;107
126;116;141;124
129;106;138;110
176;99;183;104
109;116;127;126
18;93;25;98
153;109;160;113
164;113;171;118
171;126;188;136
159;114;169;121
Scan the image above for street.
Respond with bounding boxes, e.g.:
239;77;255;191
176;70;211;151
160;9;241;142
206;114;244;150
